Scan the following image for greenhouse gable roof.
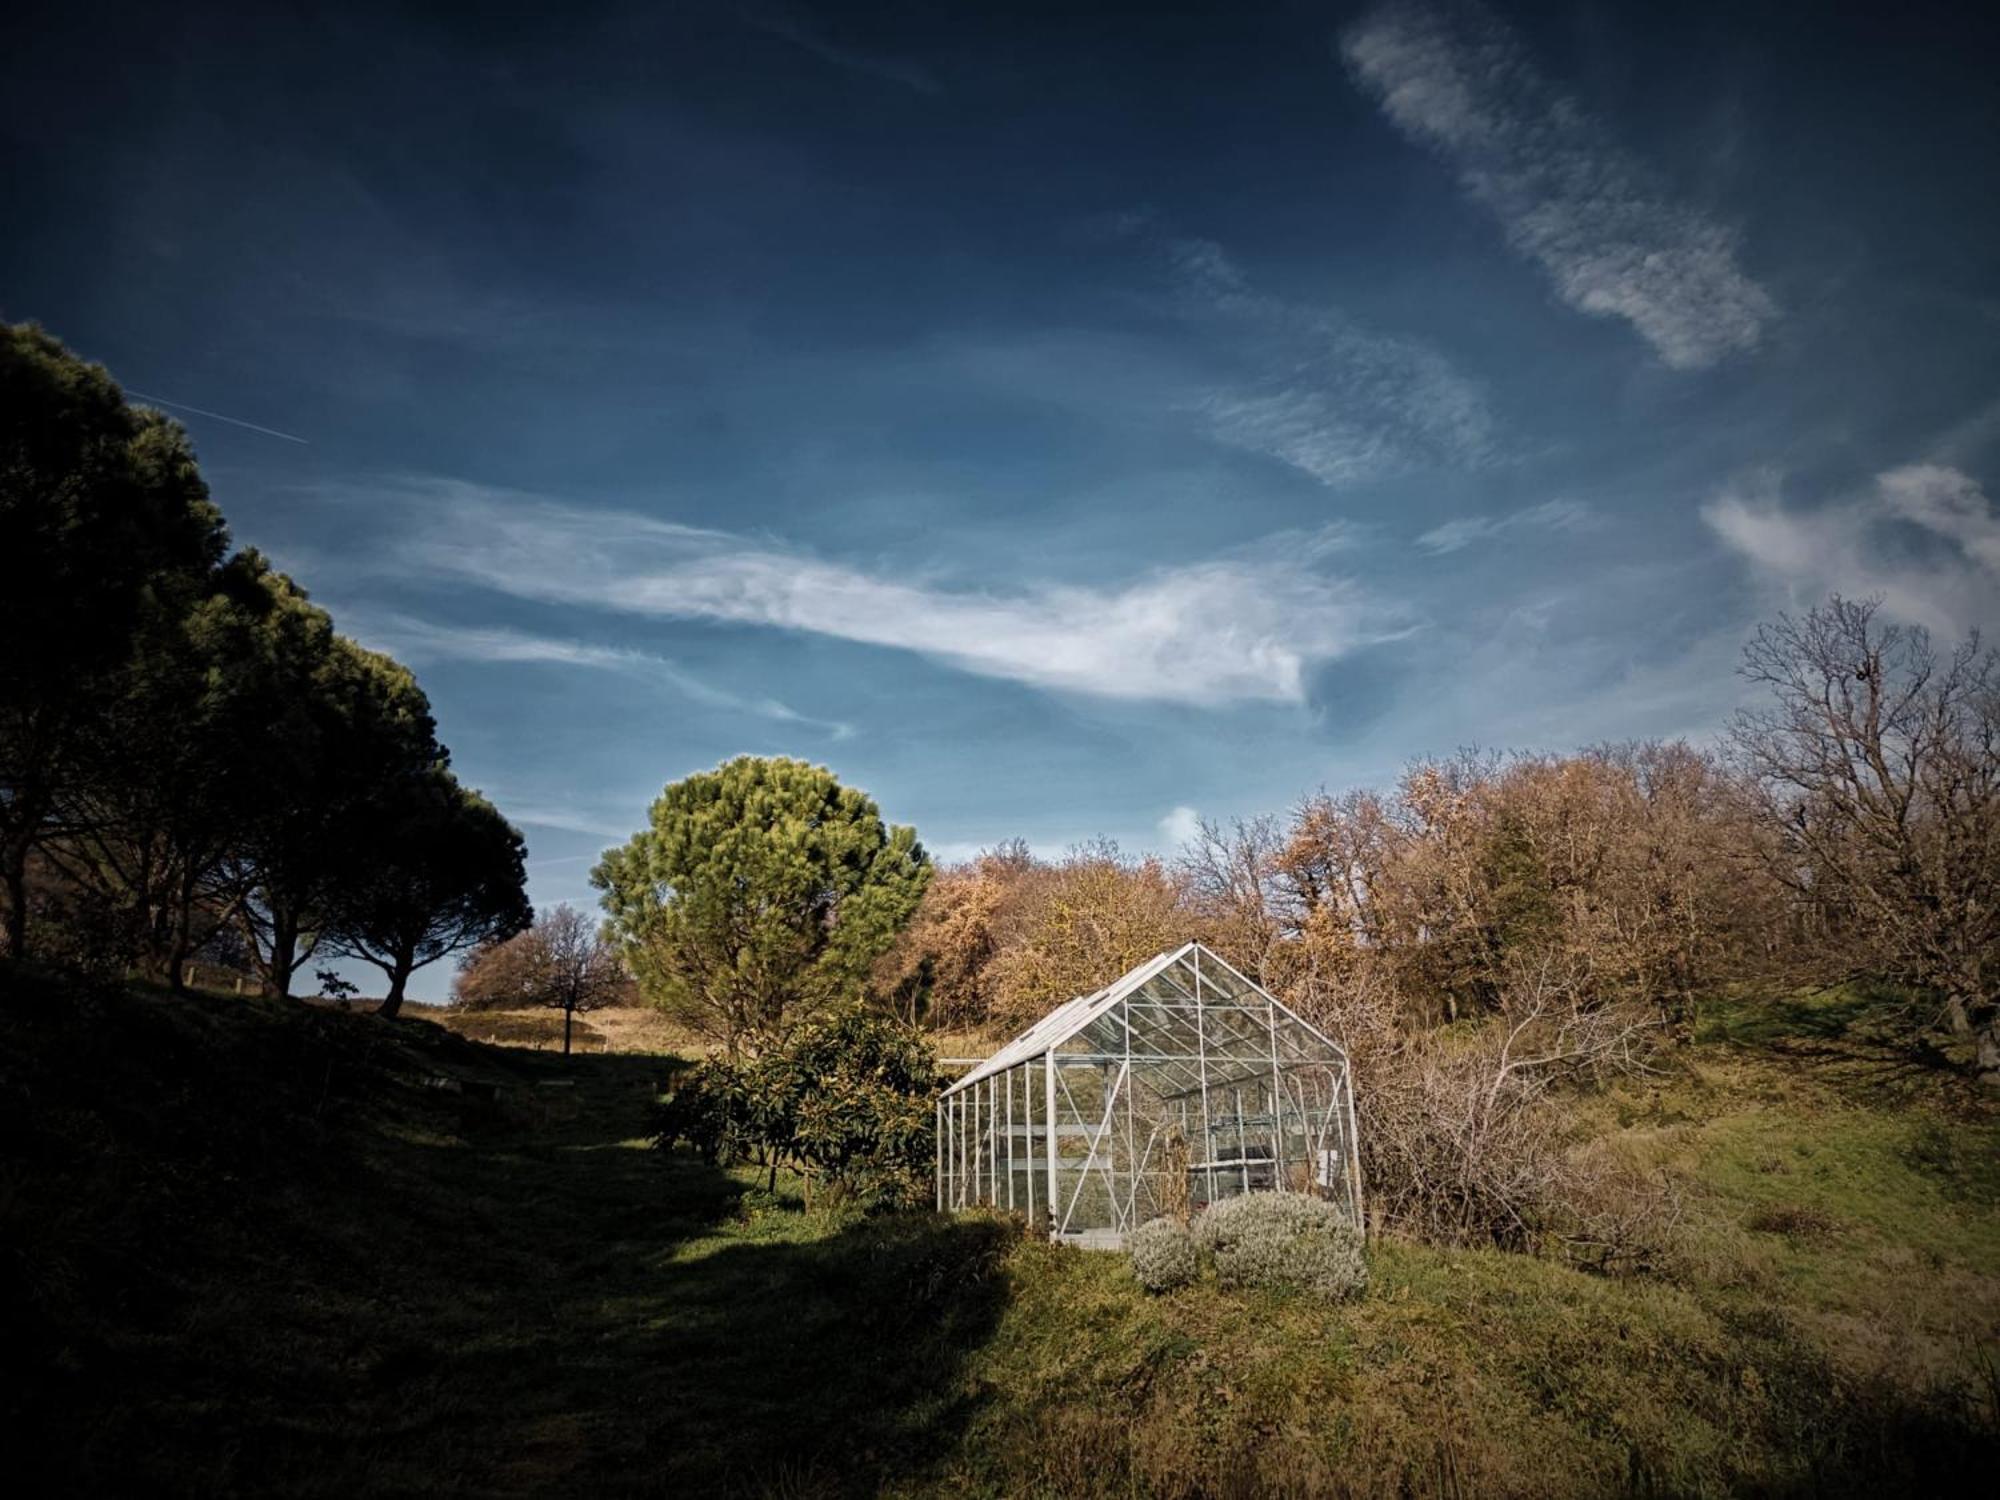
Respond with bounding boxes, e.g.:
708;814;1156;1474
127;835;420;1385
941;941;1341;1096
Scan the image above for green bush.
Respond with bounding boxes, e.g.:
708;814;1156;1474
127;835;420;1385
651;1010;942;1210
1128;1216;1198;1293
652;1057;751;1164
1194;1192;1368;1301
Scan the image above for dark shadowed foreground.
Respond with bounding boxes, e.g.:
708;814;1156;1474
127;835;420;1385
3;967;1996;1497
0;968;1009;1495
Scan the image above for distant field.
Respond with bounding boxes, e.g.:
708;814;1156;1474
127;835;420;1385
3;967;1994;1496
417;1001;702;1056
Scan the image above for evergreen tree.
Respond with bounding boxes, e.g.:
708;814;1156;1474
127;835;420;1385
594;756;929;1055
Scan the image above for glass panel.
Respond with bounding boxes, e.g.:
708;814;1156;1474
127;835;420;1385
1193;950;1253;1004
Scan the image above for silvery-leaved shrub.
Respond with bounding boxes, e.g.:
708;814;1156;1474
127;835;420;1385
1128;1215;1199;1293
1195;1192;1368;1301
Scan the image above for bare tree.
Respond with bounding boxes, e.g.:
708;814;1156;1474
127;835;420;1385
1733;596;2000;1082
1177;814;1289;986
527;905;628;1056
453;904;629;1054
1306;951;1664;1252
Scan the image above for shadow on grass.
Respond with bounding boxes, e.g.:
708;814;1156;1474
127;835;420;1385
1696;983;1967;1093
2;976;1015;1498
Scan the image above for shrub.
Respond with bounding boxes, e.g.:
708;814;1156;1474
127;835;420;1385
1128;1216;1198;1293
650;1011;942;1211
1195;1192;1368;1301
652;1057;751;1165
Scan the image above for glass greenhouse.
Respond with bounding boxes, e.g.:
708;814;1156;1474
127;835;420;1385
936;942;1362;1247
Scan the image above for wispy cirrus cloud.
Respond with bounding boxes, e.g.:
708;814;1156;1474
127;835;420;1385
1341;0;1776;369
1144;229;1498;485
1703;463;2000;636
342;611;855;738
368;479;1402;707
1415;498;1592;554
737;2;941;95
506;806;635;841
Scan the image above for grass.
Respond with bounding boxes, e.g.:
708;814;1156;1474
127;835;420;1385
3;968;1995;1496
391;1000;704;1056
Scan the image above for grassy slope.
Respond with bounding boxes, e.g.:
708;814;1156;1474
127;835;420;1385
957;997;2000;1498
2;969;1994;1497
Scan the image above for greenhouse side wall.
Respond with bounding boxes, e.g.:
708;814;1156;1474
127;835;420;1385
936;943;1363;1248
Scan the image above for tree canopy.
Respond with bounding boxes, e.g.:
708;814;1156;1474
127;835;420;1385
332;768;532;1016
0;323;225;959
594;755;929;1055
0;321;528;1008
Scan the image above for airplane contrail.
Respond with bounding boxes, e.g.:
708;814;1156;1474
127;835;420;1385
125;390;309;445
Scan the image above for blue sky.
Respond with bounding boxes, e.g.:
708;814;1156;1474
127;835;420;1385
6;1;1999;995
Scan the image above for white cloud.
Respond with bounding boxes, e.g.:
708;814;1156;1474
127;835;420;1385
1415;498;1592;554
1341;1;1776;369
1702;464;2000;636
376;480;1401;708
1157;805;1203;848
1158;234;1498;485
342;611;855;738
1878;464;2000;576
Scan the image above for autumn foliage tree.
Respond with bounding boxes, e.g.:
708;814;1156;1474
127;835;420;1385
984;840;1188;1032
871;840;1031;1028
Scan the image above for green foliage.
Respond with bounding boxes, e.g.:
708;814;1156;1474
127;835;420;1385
0;322;226;959
1194;1191;1370;1301
231;624;440;998
1479;806;1560;969
652;1009;942;1210
1128;1216;1199;1293
595;755;930;1053
0;324;511;998
768;1009;942;1209
58;551;366;980
329;769;532;1013
653;1057;751;1164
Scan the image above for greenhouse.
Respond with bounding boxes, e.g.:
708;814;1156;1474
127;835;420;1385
937;942;1362;1247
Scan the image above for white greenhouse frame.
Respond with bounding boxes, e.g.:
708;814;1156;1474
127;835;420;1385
936;942;1362;1248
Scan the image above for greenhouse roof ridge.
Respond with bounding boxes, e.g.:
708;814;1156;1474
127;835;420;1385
941;940;1342;1096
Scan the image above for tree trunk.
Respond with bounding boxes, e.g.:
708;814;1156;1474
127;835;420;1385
267;920;299;1000
164;862;200;995
376;958;413;1019
167;921;192;995
1976;1007;2000;1091
1944;993;2000;1089
1;852;26;961
563;1004;573;1056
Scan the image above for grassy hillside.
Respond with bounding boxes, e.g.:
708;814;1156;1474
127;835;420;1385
3;966;1994;1496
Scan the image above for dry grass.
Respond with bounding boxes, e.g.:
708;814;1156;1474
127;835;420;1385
421;1002;704;1056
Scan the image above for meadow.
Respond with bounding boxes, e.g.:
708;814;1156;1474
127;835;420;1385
5;965;1993;1497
